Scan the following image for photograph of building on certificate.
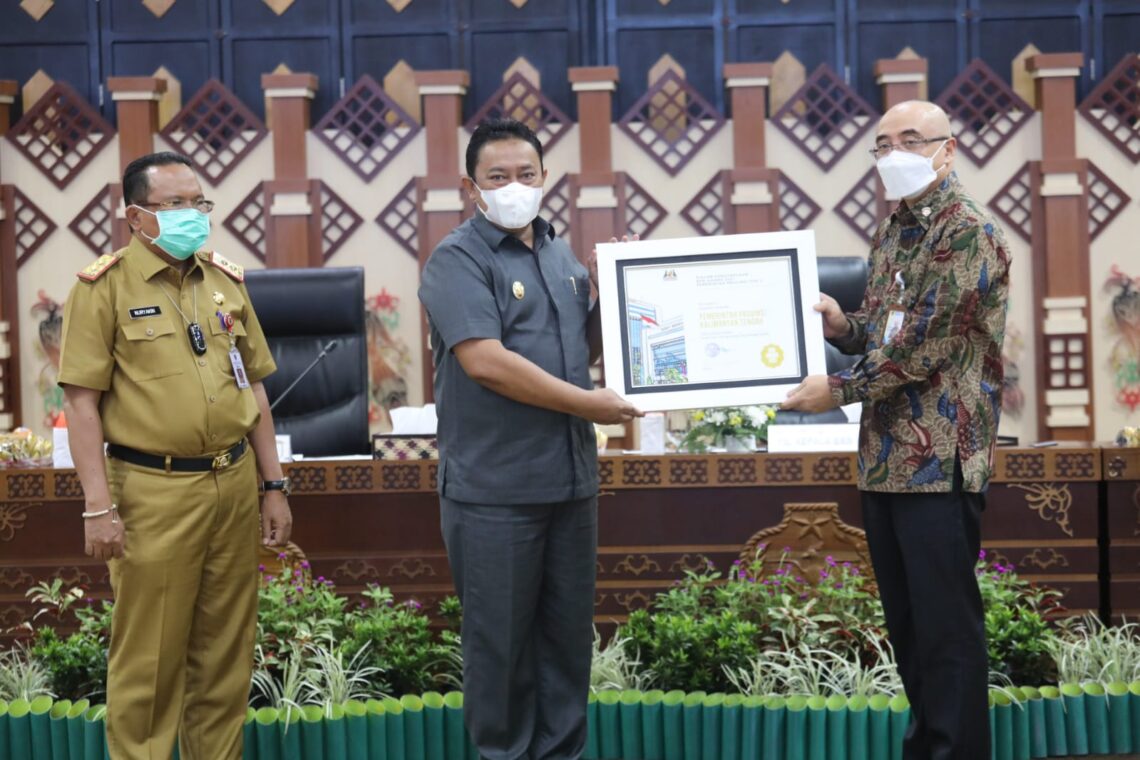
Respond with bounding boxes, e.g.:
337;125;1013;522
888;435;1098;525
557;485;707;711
620;250;805;392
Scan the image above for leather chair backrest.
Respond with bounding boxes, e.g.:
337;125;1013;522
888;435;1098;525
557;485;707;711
772;255;869;426
818;255;869;375
245;267;370;456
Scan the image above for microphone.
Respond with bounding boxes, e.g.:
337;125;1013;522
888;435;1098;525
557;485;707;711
269;339;339;412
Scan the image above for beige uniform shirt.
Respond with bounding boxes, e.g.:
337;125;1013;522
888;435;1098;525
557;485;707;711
58;238;276;457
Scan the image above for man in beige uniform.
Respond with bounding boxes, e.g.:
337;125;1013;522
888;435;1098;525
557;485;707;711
58;151;293;760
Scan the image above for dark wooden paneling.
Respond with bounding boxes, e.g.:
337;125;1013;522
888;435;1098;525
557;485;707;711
0;448;1114;642
855;21;957;105
350;34;458;84
344;0;455;24
614;0;715;16
230;37;338;122
613;27;719;115
108;41;213;103
469;31;576;119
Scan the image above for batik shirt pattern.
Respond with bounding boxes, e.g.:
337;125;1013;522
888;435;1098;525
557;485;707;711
829;173;1010;493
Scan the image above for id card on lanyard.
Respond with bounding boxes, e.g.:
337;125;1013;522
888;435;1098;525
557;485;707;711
883;271;906;345
217;310;251;389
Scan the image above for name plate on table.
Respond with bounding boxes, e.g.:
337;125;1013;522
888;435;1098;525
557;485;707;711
766;424;860;453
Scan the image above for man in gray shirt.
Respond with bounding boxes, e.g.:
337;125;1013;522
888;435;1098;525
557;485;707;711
419;118;642;760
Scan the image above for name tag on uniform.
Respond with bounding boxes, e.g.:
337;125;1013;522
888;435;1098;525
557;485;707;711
883;306;905;345
128;306;162;319
229;347;250;389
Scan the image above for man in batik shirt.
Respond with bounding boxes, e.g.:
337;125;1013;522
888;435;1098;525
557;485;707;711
784;100;1009;760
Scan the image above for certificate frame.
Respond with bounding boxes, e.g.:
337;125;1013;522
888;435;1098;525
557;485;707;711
596;230;827;412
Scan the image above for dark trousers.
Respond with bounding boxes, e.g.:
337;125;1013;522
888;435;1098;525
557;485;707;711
440;496;598;760
861;469;990;760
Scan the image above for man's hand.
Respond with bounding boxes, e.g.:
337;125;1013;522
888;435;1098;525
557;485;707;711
581;388;645;425
814;294;851;340
84;508;125;561
261;491;293;547
781;375;839;414
589;233;639;290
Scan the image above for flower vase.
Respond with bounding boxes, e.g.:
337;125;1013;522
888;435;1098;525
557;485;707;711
723;435;754;453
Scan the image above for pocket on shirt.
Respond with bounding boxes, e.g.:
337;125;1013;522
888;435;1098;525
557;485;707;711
120;321;185;381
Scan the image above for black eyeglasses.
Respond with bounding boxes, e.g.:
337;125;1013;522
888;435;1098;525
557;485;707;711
869;137;949;160
137;199;216;213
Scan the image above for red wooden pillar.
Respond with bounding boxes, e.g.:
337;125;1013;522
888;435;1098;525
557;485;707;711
872;58;928;111
723;63;779;233
415;70;470;403
568;66;620;263
1026;53;1093;440
108;76;168;249
262;73;321;269
0;81;18;430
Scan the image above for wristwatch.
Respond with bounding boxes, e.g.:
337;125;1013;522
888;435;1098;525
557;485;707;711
262;477;292;497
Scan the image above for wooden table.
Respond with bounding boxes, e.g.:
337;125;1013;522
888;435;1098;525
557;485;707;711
0;445;1115;640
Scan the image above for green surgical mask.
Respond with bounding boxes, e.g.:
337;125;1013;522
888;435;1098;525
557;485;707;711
133;206;210;260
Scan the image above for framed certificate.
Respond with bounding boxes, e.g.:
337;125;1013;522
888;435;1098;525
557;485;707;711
596;231;827;412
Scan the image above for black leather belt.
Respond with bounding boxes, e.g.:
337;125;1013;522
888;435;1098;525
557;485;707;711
107;440;247;472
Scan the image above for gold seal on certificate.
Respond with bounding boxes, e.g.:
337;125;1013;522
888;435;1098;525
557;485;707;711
596;231;828;412
761;344;785;368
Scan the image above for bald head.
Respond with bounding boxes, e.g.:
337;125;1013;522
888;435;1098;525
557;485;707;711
879;100;952;139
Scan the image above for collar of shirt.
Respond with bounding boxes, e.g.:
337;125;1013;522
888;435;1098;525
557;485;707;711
893;171;963;231
128;235;205;282
471;209;555;252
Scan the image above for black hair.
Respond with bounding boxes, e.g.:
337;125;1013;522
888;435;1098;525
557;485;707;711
122;151;194;207
465;118;544;179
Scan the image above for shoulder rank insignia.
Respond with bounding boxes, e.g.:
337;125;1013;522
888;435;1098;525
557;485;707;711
208;251;244;282
76;253;122;282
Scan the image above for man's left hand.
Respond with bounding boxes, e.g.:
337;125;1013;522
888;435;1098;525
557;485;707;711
261;491;293;546
782;375;838;414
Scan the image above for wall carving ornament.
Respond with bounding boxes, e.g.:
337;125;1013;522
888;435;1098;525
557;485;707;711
1010;483;1073;537
0;502;30;542
739;502;872;586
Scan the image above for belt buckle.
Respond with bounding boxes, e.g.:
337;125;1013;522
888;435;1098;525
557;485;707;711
212;451;233;470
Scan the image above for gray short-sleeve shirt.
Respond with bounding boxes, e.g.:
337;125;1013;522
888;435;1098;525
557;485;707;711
418;213;599;505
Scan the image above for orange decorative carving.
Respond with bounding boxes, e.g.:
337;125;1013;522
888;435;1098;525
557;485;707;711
1010;483;1073;537
739;503;872;586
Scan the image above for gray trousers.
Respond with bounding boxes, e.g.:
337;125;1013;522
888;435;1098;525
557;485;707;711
440;495;598;760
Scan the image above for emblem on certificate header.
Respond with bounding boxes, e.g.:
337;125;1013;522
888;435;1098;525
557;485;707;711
761;343;785;368
512;281;525;300
662;269;678;281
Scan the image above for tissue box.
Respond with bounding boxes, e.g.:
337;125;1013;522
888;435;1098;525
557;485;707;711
372;435;439;461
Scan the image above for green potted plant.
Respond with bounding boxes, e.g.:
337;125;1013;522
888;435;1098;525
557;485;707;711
680;406;777;452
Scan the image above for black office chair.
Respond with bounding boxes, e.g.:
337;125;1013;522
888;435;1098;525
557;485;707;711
245;267;370;456
774;255;869;425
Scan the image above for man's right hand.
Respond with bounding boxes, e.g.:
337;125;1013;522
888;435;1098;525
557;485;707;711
84;508;125;561
581;388;645;425
814;294;851;340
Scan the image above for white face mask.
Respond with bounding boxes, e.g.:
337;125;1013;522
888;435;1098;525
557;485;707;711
876;141;948;200
477;181;543;229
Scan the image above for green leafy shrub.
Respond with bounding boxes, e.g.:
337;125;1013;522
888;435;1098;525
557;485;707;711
621;550;887;693
29;627;106;702
977;551;1062;685
342;585;462;696
256;557;349;667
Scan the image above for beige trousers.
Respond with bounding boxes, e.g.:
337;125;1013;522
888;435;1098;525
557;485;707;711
104;446;259;760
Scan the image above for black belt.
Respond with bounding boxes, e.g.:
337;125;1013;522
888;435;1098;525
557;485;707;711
107;440;247;472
